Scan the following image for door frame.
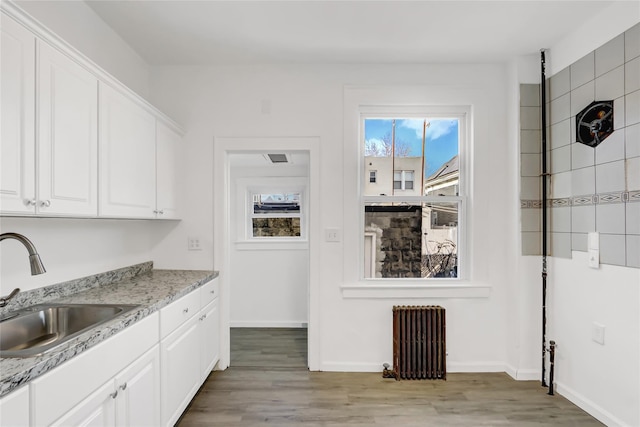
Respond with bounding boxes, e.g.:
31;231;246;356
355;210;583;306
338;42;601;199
213;136;320;370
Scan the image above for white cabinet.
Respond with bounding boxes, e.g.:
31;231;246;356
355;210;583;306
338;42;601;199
160;278;220;426
200;298;220;380
38;42;98;216
50;346;160;427
1;13;98;217
160;313;201;426
155;120;181;219
115;345;161;427
0;384;29;427
99;83;157;218
1;13;36;214
31;313;159;426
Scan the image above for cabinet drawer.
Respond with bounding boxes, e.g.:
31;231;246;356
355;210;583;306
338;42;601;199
160;289;200;339
200;278;219;307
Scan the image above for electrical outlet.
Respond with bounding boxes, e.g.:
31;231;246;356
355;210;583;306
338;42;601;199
325;228;341;242
592;322;605;345
188;237;202;251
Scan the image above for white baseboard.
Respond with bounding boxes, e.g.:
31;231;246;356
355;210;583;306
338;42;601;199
447;362;505;373
556;382;629;427
320;362;384;372
505;365;540;381
230;321;308;328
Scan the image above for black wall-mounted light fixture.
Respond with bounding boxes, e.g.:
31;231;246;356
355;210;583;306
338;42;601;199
576;100;614;147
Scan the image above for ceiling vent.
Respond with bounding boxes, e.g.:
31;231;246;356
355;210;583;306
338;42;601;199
266;153;289;163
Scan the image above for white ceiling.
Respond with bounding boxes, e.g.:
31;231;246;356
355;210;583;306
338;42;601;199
85;0;632;66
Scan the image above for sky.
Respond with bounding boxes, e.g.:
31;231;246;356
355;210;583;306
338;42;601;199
364;118;459;177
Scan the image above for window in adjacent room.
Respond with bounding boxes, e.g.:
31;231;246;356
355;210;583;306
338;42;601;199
249;192;303;238
362;116;464;279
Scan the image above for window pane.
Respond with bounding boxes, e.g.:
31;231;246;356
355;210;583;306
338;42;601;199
364;118;459;197
364;202;458;278
253;193;300;214
253;217;301;237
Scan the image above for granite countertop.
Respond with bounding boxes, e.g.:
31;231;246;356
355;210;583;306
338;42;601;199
0;264;218;398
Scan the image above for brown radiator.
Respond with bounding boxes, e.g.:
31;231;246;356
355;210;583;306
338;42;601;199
392;305;446;380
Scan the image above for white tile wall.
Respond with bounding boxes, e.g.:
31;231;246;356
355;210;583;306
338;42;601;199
572;141;595;169
520;84;540;107
571;81;595;117
627;235;640;267
572;205;596;234
550;119;571;149
595;160;626;193
522;231;541;255
571;52;595;90
595;66;624;100
627;157;640;190
521;153;541;177
550;67;570;100
595;34;625;77
625;23;640;61
595;130;625;164
520;106;540;130
521;130;541;154
521;176;541;199
626;90;640;126
596;203;626;234
551;207;571;232
521;208;541;232
550;93;571;125
600;233;626;266
550;232;572;258
572;166;596;195
626;202;640;235
572;232;588;251
625;57;640;93
551;145;571;174
626;123;640;158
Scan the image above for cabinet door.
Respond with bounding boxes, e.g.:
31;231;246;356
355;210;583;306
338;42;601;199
115;345;161;427
161;315;201;427
0;13;36;214
200;298;220;380
99;83;156;218
155;120;181;219
0;385;29;427
38;42;98;216
51;380;115;427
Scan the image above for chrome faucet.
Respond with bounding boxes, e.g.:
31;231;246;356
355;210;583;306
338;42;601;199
0;232;46;307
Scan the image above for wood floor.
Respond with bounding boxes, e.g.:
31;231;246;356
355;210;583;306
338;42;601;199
177;328;603;426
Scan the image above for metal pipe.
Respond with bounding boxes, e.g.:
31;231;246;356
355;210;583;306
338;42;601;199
540;49;549;388
0;232;46;275
548;340;556;395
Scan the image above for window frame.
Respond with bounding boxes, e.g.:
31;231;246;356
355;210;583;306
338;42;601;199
359;108;469;282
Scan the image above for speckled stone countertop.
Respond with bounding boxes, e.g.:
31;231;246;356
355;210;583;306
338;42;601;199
0;262;217;398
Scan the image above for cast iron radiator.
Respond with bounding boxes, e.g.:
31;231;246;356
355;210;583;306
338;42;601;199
392;305;446;380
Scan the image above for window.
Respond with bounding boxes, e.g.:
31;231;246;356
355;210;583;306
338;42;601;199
362;116;463;279
369;170;377;183
249;192;303;238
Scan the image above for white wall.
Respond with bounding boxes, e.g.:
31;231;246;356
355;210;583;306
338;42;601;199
148;63;516;373
14;0;150;99
541;15;640;427
230;165;309;327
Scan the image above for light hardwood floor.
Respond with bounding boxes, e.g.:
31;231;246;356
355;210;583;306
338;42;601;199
177;328;603;426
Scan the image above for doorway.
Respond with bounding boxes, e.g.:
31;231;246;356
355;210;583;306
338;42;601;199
213;137;320;372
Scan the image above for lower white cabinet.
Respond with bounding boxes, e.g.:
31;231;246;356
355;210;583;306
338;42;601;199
52;345;160;427
0;384;29;427
160;278;220;426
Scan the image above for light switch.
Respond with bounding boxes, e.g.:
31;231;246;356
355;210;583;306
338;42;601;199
588;232;599;268
592;322;605;345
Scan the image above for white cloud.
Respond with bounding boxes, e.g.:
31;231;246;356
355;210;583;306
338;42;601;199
398;118;456;141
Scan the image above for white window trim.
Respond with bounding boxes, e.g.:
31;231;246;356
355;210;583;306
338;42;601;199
246;187;306;241
342;87;485;298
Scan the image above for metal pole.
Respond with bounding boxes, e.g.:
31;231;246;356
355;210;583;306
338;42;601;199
540;49;549;388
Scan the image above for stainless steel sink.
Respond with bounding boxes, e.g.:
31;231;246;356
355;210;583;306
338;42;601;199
0;303;139;358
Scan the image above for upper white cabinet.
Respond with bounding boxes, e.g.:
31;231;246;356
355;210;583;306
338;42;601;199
155;121;181;219
0;14;35;214
99;83;157;218
1;6;183;220
38;42;98;216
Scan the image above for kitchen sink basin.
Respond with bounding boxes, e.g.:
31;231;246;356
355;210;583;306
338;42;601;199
0;303;139;358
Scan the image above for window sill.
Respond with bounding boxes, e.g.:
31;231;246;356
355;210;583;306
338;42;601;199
340;282;492;299
234;240;308;251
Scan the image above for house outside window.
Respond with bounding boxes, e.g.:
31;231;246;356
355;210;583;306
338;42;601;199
249;192;304;238
362;116;463;279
